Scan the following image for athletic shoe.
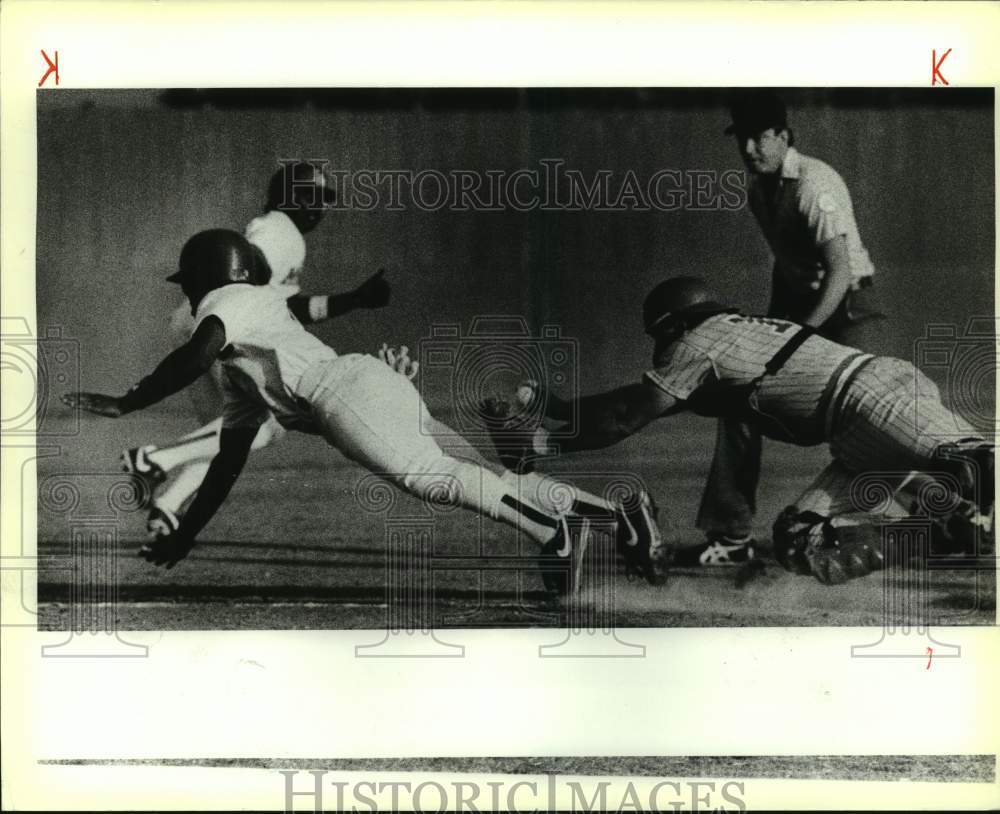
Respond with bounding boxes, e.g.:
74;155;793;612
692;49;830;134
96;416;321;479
537;516;591;596
616;491;669;584
146;504;180;539
121;445;165;479
120;446;166;509
673;533;756;567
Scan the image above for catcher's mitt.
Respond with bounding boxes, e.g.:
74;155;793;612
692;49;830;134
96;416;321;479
772;507;884;586
478;395;539;474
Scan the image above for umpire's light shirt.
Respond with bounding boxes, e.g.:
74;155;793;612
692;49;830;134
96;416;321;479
749;147;875;295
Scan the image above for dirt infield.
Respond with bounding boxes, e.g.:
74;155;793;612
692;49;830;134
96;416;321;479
36;410;995;630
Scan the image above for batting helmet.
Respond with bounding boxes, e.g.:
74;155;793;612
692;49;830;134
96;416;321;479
265;161;335;233
642;276;730;335
167;229;256;301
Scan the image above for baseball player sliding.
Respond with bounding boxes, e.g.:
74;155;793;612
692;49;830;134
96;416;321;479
492;276;993;585
123;161;390;538
64;230;660;596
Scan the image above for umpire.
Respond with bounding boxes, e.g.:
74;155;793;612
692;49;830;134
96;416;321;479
687;90;886;566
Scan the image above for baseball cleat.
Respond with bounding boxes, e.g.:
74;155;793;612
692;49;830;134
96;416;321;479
616;491;669;584
673;533;757;567
121;446;166;509
121;445;164;478
537;516;591;596
146;505;180;539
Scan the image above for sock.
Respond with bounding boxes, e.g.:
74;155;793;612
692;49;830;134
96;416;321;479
500;470;617;518
154;461;211;515
403;456;560;546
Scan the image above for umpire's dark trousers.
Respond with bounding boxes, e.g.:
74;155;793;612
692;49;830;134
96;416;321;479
695;275;886;537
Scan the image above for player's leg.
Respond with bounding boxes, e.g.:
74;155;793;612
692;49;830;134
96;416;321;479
687;417;760;565
475;388;668;582
308;356;567;541
124;352;287;534
306;356;593;593
831;357;993;553
423;413;627;522
140;414;285;473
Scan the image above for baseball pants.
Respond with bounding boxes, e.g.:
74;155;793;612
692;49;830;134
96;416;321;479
794;356;985;520
297;354;609;544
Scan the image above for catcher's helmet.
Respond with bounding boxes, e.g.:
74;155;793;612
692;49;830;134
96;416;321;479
168;229;256;303
642;276;730;335
265;161;335;233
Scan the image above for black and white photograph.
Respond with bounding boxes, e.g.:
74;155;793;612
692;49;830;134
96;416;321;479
36;86;995;632
2;3;998;811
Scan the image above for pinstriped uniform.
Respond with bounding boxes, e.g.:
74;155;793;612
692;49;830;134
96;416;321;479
645;313;981;521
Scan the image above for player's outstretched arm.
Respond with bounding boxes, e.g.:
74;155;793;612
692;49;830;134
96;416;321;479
62;317;227;417
550;380;681;454
139;426;256;568
481;379;683;473
287;269;391;325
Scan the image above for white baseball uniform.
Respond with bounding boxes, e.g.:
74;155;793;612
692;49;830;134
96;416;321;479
147;210;619;526
194;283;562;544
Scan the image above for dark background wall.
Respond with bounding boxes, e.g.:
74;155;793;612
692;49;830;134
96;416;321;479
36;88;994;413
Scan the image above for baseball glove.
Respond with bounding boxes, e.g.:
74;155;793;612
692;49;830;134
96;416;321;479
772;507;884;586
478;395;539;474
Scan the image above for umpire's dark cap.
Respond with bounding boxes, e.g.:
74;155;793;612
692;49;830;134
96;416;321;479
724;90;788;137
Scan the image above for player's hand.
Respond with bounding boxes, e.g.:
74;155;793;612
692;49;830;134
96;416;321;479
477;392;543;474
61;392;127;418
354;269;391;309
139;533;195;569
379;343;419;381
516;379;571;421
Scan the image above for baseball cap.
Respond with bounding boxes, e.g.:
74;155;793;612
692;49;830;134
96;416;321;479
723;90;788;137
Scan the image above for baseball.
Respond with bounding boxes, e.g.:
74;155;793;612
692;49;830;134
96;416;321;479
515;383;536;407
